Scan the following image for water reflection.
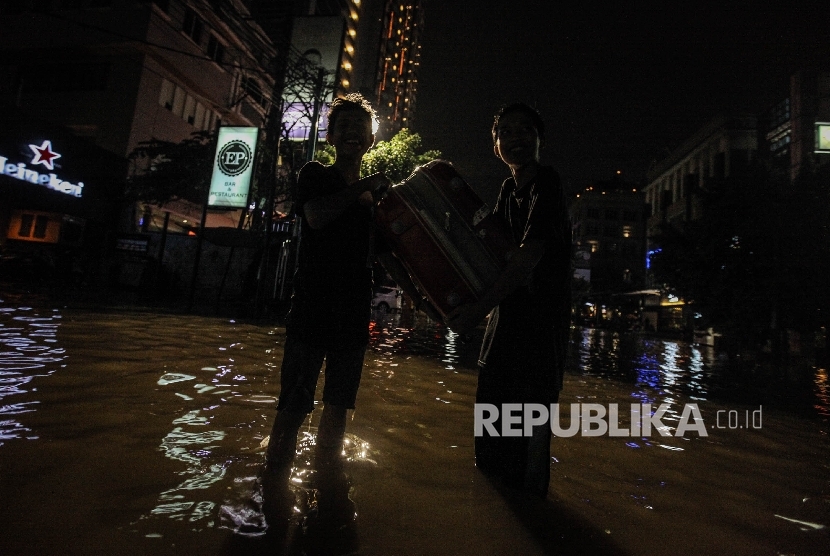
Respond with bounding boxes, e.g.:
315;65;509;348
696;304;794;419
141;331;378;541
369;311;478;372
367;317;830;421
572;328;717;399
0;299;64;445
814;367;830;418
1;295;828;555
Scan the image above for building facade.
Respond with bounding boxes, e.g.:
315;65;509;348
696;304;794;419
571;178;648;293
570;177;650;329
760;68;830;182
643;112;758;241
640;113;757;333
0;0;276;284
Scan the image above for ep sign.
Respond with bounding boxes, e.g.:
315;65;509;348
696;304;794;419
208;127;259;208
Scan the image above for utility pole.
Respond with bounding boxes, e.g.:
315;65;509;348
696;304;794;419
306;65;326;162
248;1;294;318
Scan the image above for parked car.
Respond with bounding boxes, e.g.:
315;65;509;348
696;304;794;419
372;286;402;313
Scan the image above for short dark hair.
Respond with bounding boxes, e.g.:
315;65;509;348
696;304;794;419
491;103;545;144
328;93;376;133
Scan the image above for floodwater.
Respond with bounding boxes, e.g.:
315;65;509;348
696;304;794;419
0;293;828;555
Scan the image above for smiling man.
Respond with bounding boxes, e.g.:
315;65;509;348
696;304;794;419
264;94;390;480
447;103;572;497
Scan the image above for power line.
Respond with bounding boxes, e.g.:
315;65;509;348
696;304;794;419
32;4;337;111
36;9;271;78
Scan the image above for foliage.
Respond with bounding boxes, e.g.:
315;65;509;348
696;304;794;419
126;131;216;206
360;128;442;182
313;128;442;183
650;161;830;350
314;143;336;166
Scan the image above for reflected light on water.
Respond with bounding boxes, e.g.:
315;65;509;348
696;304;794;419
814;367;829;418
0;296;828;555
0;302;64;445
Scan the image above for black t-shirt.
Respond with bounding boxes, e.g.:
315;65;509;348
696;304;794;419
495;165;571;327
286;162;374;349
478;165;572;394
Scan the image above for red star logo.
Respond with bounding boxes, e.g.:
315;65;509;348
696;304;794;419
29;140;61;171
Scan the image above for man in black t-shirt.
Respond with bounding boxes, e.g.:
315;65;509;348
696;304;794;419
265;94;390;474
447;103;572;497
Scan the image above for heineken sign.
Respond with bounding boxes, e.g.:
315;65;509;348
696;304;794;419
208;126;259;208
0;139;84;198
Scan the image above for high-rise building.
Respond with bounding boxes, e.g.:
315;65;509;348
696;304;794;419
348;0;423;139
252;0;425;150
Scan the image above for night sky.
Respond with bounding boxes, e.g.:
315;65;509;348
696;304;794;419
412;1;830;202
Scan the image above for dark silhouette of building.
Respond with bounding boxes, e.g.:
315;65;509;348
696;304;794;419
571;174;648;294
0;0;278;238
759;68;830;182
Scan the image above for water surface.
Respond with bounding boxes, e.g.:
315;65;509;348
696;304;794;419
0;298;827;555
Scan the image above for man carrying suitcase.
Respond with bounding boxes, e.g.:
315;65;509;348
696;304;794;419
447;103;572;497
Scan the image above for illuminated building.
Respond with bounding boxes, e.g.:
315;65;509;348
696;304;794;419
760;68;830;183
571;177;647;293
353;0;424;139
570;176;652;330
251;0;371;163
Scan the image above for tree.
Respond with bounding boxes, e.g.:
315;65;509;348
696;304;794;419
360;128;442;182
314;129;441;183
314;127;442;183
650;160;830;357
126;130;216;206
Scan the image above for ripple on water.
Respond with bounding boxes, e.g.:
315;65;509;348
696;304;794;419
0;302;64;445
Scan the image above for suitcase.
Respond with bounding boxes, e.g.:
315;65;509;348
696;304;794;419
375;160;515;319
